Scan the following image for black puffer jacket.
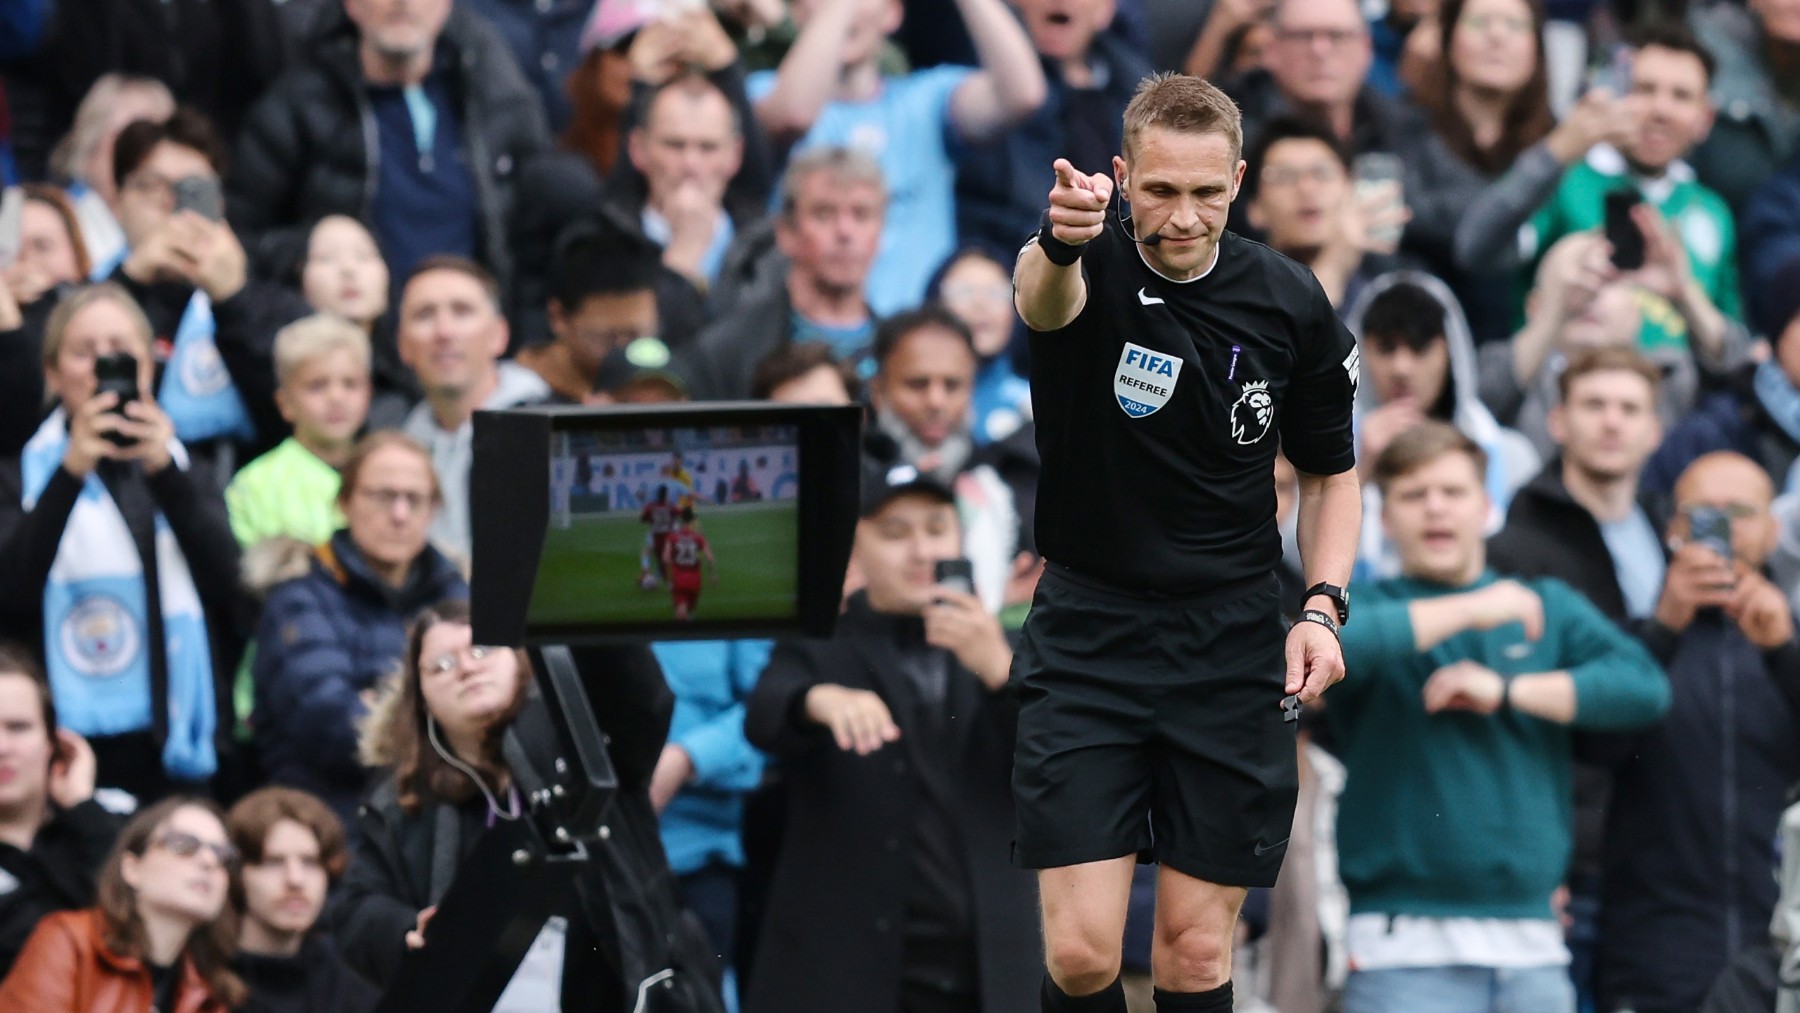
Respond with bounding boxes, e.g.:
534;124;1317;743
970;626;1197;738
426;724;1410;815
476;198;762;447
226;5;548;293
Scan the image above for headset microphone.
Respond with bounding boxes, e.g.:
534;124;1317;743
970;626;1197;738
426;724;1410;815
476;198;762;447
1113;188;1163;246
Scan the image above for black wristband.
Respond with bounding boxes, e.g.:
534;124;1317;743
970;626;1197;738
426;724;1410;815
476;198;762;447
1036;219;1086;266
1501;677;1514;713
1298;608;1339;638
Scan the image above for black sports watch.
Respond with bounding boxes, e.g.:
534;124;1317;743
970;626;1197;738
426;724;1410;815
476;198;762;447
1303;582;1350;625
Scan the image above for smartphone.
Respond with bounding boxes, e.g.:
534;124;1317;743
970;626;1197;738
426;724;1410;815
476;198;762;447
92;352;140;447
171;176;224;222
1352;153;1405;247
1604;189;1645;270
1686;505;1734;563
934;558;975;599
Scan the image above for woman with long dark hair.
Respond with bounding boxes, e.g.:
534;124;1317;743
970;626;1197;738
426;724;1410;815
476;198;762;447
332;601;725;1012
1406;0;1560;341
0;796;247;1010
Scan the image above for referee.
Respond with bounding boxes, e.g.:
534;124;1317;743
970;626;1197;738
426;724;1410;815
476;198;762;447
1012;73;1361;1013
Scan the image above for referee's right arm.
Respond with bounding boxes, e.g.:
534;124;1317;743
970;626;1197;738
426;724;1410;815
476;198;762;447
1015;158;1111;331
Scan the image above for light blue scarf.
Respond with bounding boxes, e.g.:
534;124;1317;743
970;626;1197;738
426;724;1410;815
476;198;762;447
89;250;255;445
1753;360;1800;494
20;410;218;780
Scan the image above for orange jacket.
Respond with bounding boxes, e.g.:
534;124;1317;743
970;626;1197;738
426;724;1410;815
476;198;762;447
0;908;226;1013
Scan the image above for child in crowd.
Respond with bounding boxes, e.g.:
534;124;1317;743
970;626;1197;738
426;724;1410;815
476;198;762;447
225;315;373;549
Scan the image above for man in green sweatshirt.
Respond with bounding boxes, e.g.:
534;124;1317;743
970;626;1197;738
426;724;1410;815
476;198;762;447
1329;421;1669;1013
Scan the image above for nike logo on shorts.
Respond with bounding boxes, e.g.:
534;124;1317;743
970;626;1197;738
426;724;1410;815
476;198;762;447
1253;837;1290;856
1138;287;1164;306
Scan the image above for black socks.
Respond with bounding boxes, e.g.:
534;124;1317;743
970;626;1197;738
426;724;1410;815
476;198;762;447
1153;981;1233;1012
1041;974;1128;1013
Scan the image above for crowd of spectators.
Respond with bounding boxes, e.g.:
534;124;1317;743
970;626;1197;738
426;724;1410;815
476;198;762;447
2;0;1800;1009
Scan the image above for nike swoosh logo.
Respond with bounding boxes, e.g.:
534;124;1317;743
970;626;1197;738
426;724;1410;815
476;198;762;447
1138;287;1165;306
1253;837;1290;856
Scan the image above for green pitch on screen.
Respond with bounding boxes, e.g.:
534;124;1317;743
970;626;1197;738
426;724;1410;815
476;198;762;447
529;501;800;624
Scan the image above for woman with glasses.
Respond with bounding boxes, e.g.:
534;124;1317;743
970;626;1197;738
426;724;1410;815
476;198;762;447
249;432;466;824
0;283;242;804
0;795;247;1011
335;601;726;1012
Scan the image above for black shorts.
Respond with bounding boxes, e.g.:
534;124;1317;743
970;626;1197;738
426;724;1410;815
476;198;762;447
1011;565;1297;887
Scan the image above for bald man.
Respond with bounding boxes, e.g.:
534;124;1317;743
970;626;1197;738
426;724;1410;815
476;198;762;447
1599;451;1800;1013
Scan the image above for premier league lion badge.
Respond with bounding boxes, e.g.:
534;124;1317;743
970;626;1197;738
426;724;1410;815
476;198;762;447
1230;380;1274;445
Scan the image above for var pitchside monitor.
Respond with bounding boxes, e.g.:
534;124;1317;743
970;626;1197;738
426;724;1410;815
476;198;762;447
470;403;861;645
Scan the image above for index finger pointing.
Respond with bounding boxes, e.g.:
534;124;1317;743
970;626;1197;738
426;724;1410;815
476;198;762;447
1052;158;1081;189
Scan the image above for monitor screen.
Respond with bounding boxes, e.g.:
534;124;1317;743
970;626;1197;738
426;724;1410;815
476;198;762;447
470;402;861;646
534;423;802;626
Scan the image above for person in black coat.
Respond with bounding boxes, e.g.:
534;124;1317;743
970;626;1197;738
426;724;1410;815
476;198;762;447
227;3;549;303
0;283;243;803
742;464;1040;1013
0;644;126;979
330;600;724;1012
226;786;378;1013
0;0;289;180
1599;452;1800;1013
1488;347;1672;624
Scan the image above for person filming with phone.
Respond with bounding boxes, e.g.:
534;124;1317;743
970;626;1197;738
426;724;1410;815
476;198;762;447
104;109;307;472
0;283;242;803
1596;450;1800;1013
741;460;1038;1013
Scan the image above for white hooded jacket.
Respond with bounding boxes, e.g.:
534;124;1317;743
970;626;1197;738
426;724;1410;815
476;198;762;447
1343;271;1541;582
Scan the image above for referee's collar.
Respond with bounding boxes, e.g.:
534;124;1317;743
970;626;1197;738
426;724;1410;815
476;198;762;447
1136;239;1221;284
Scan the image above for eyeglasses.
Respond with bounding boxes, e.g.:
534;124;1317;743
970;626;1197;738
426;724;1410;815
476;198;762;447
356;487;433;512
1275;26;1365;47
1261;163;1344;187
149;830;240;868
424;645;494;677
1682;503;1760;521
1459;12;1533;34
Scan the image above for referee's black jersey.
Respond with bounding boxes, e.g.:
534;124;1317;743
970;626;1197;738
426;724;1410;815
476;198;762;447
1023;220;1357;595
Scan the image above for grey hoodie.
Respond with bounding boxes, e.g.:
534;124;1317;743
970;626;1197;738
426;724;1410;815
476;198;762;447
402;360;550;562
1343;271;1541;581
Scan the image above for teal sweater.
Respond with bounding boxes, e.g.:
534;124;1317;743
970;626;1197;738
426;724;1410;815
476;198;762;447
1329;570;1669;920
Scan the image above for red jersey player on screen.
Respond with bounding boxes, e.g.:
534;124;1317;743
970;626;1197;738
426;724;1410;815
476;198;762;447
662;509;716;620
639;485;679;586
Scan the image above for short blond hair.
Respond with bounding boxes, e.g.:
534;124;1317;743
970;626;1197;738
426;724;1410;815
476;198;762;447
1122;72;1244;163
273;313;371;388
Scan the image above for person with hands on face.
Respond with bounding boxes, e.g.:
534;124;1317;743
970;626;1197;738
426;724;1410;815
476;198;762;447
0;284;242;804
1015;74;1361;1013
0;644;128;979
1480;229;1703;461
1327;422;1666;1013
742;461;1039;1013
1597;451;1800;1013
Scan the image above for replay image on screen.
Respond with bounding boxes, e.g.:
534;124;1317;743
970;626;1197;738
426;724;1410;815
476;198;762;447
530;423;802;626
